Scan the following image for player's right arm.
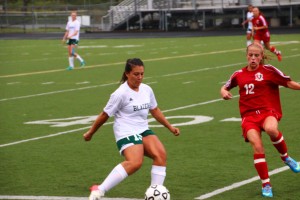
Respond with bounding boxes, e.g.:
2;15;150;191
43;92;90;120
220;85;233;100
62;30;69;43
83;111;109;141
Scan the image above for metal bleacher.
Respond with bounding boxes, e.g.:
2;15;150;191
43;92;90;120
101;0;300;31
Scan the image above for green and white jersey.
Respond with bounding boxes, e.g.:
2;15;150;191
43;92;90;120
104;81;158;141
66;19;80;40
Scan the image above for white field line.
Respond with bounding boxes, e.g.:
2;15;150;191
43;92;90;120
1;53;299;102
0;41;298;79
0;95;239;148
0;82;118;102
1;43;299;200
0;48;244;78
195;163;300;199
0;196;141;200
0;62;243;102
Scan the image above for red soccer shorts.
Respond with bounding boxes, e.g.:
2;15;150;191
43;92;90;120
241;110;281;142
254;31;270;43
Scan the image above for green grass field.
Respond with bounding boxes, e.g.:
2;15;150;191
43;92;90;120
0;33;300;200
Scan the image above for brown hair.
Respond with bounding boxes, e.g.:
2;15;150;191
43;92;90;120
120;58;144;84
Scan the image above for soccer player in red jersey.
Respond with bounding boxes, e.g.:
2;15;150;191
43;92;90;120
220;43;300;197
252;7;282;61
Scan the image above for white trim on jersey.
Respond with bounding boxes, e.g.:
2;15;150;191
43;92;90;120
104;81;158;141
263;65;290;79
258;15;268;27
224;69;243;89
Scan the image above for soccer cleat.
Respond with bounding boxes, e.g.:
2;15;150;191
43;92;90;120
262;184;273;198
276;51;282;62
66;66;74;70
80;61;86;67
89;185;104;200
284;157;300;173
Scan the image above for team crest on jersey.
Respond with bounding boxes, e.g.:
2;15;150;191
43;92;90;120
255;72;264;81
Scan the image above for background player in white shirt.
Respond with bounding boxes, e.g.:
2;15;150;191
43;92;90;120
241;5;254;46
83;58;180;200
62;11;85;70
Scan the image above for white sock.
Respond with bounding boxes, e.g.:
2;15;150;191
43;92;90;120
247;40;252;46
68;57;74;67
151;165;166;185
98;164;128;193
76;55;83;62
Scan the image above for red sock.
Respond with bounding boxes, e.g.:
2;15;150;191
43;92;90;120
271;132;288;161
254;154;271;187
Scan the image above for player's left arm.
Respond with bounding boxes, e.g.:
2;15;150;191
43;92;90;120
287;81;300;90
150;107;180;136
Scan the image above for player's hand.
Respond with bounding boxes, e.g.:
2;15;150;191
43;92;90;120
61;39;66;45
170;127;180;136
83;132;93;141
221;90;232;100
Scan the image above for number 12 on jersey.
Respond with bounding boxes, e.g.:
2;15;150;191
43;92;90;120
244;83;255;95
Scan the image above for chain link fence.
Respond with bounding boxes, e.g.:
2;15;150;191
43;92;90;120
0;1;117;33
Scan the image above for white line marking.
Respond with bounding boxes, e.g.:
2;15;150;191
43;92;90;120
220;117;242;122
0;62;240;102
79;45;108;48
0;126;90;147
42;82;55;85
0;196;142;200
0;48;244;78
7;82;21;85
195;164;300;199
0;95;239;148
76;81;90;85
0;82;118;102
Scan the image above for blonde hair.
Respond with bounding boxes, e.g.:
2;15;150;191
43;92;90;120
247;43;270;64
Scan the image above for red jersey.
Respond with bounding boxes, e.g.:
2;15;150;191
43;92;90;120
252;15;271;42
224;64;291;118
252;15;268;35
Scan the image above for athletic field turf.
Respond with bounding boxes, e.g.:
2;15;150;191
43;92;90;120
0;33;299;200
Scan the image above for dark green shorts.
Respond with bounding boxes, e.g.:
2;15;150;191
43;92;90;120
116;130;155;154
66;39;79;45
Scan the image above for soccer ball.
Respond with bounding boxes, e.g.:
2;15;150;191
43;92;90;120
145;184;170;200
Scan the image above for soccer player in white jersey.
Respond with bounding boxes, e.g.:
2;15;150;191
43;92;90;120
62;11;85;70
241;5;254;46
83;58;180;200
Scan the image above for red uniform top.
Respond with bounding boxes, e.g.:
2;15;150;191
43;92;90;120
224;64;291;118
252;15;268;35
252;15;271;42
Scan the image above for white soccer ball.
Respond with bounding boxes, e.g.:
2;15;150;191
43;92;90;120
145;184;170;200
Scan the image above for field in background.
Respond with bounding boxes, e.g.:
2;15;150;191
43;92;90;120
0;34;300;200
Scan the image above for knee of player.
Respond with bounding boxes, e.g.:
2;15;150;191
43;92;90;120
253;144;265;154
264;126;278;135
129;158;144;171
152;152;167;165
